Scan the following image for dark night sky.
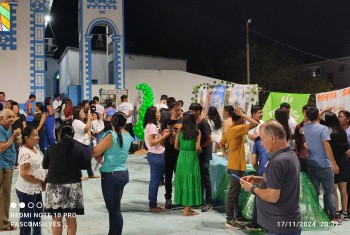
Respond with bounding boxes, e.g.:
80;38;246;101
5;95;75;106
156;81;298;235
48;0;350;75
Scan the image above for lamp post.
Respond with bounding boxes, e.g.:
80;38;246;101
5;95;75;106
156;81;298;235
246;18;252;84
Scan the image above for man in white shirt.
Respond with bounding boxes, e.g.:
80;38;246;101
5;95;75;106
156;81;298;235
52;94;62;141
156;94;168;111
117;95;134;138
247;105;264;149
93;96;105;119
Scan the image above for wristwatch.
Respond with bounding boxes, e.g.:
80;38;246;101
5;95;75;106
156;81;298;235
250;186;257;195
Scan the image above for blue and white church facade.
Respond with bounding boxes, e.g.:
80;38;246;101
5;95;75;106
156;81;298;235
1;0;224;109
0;0;49;103
0;0;125;104
79;0;124;101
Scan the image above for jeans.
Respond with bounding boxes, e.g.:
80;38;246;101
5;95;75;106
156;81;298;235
38;129;48;154
77;142;94;177
45;115;55;145
199;146;213;204
101;171;129;235
307;165;336;217
164;148;179;200
16;190;42;235
93;131;104;144
226;169;245;221
147;152;165;208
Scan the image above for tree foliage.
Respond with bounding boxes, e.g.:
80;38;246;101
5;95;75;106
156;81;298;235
217;41;332;104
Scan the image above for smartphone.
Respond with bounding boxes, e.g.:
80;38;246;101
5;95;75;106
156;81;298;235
231;173;241;181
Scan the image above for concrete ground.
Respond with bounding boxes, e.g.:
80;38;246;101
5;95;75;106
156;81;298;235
4;154;349;234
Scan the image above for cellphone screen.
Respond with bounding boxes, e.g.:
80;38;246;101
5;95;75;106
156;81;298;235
231;173;241;181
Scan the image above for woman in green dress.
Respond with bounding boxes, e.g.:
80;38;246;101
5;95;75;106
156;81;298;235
174;111;202;216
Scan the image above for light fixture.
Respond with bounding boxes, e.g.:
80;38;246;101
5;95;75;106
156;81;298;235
45;15;51;23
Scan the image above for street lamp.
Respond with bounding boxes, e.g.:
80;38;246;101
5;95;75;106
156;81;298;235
246;18;252;84
44;15;51;26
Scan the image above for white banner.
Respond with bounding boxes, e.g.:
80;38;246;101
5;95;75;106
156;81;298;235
196;84;259;117
316;87;350;115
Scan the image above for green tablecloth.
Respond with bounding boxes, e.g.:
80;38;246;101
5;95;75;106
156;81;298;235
209;154;331;230
209;154;256;207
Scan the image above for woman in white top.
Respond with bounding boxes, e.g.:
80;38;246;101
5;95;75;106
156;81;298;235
16;126;46;235
72;106;99;180
143;106;170;212
207;106;222;153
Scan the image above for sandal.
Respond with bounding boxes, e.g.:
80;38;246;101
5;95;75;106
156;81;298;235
0;224;17;231
183;210;199;216
149;206;166;212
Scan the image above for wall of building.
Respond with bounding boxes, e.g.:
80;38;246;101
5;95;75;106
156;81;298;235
304;57;350;89
45;57;59;97
91;70;224;110
59;49;79;95
0;0;31;104
57;48;189;99
91;52;108;84
125;54;187;71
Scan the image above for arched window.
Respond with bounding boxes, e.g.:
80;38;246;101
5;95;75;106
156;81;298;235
0;1;10;31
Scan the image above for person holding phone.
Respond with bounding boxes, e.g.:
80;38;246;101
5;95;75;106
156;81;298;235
219;107;259;229
240;120;301;234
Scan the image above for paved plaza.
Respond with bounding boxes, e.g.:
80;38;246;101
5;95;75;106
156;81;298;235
3;154;349;235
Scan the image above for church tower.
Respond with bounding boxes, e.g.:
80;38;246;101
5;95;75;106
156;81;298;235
78;0;125;100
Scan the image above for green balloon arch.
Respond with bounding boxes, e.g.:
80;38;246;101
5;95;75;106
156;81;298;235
133;83;154;140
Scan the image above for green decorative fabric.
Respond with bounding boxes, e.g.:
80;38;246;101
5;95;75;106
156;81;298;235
210;155;331;230
174;133;202;206
262;92;310;123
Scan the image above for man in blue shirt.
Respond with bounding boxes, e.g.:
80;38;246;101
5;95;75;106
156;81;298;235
0;109;21;231
246;136;269;230
304;107;341;223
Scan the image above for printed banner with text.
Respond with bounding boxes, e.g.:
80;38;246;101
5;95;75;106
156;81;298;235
196;84;259;118
262;92;310;123
316;87;350;116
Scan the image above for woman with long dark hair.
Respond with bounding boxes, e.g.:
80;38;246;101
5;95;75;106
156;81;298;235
143;106;170;212
33;102;47;153
92;112;134;235
63;99;73;125
15;126;46;235
43;125;90;235
338;110;350;146
338;109;350;217
174;111;202;215
275;108;291;141
72;106;99;180
295;105;310;172
103;100;117;131
325;112;350;218
11;102;26;167
207;106;222;152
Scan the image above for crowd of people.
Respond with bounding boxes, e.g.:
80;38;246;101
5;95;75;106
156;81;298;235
1;90;350;234
0;91;135;234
